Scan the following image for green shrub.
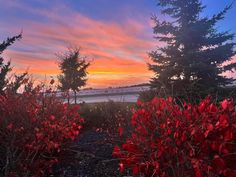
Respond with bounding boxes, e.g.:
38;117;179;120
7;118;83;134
139;86;236;105
79;101;133;133
138;89;158;102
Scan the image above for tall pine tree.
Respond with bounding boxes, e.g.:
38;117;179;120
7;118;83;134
58;48;90;104
149;0;236;97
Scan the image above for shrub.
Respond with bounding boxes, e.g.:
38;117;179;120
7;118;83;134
79;101;133;134
138;89;158;102
0;89;84;176
113;97;236;177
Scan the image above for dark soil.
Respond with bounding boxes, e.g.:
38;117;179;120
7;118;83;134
50;130;127;177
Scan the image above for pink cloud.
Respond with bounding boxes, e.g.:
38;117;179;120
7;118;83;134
1;2;157;87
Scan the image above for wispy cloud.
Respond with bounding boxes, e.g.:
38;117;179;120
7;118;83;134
1;0;157;87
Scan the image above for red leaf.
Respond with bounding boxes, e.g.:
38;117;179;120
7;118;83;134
224;169;236;177
50;115;55;121
168;97;173;102
211;141;220;151
192;159;202;177
118;127;124;136
212;155;225;171
119;163;124;173
36;132;43;140
221;99;228;110
207;124;214;131
7;123;13;130
216;114;229;128
209;104;217;112
137;100;143;106
194;168;202;177
205;124;214;137
113;146;121;156
224;129;233;141
122;143;138;153
132;165;139;175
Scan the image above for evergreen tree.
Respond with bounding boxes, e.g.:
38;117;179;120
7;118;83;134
8;72;28;93
0;34;22;94
149;0;236;97
58;48;90;104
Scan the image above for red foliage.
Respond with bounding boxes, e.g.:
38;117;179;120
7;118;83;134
0;90;83;176
113;97;236;177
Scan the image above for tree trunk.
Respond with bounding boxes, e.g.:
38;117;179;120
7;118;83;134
74;90;77;104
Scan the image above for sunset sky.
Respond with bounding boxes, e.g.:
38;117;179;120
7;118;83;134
1;0;236;88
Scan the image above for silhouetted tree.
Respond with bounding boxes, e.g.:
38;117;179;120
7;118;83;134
0;34;22;94
58;48;90;104
24;78;34;93
149;0;236;97
8;72;28;93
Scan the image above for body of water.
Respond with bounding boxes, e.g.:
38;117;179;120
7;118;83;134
67;93;140;103
59;85;150;103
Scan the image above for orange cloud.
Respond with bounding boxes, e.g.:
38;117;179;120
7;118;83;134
2;1;236;88
2;2;158;87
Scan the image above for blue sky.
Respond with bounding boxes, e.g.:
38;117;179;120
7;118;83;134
0;0;235;87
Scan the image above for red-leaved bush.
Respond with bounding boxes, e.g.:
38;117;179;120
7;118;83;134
113;97;236;177
0;89;84;177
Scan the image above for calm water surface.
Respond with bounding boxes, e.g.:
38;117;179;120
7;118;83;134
65;93;139;103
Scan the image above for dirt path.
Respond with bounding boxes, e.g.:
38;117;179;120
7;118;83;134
51;130;124;177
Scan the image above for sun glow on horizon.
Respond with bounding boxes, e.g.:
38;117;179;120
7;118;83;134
1;0;236;87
